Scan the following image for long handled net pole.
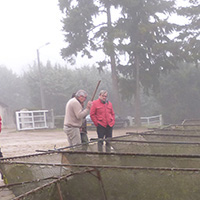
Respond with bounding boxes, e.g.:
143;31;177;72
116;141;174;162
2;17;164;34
91;80;101;101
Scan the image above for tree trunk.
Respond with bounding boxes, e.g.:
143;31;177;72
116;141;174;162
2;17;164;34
134;55;141;126
106;2;121;115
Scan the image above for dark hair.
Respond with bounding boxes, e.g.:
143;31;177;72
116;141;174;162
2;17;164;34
71;92;76;98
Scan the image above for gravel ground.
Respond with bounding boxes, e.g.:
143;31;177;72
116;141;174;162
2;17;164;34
0;127;147;157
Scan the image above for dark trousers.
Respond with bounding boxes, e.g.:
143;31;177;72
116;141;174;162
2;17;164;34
97;124;113;152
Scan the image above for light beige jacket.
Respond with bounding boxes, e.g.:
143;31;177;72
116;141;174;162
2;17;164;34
64;97;89;127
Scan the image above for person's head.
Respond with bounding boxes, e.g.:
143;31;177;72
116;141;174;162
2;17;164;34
99;90;108;102
75;90;88;103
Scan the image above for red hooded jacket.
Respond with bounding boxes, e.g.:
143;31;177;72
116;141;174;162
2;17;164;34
90;98;115;128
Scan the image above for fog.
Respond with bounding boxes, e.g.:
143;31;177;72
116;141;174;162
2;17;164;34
0;0;190;75
0;0;66;74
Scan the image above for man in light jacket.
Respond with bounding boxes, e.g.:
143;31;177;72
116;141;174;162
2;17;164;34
64;90;92;146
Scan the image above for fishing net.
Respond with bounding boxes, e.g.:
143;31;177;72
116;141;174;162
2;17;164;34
0;177;56;198
0;152;70;185
149;129;200;135
158;124;200;131
1;129;200;199
6;166;200;200
60;132;200;154
61;151;200;169
107;136;200;154
118;132;200;142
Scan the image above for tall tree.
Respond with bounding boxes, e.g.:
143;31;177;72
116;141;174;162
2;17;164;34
176;0;200;66
58;0;199;125
112;0;186;125
58;0;121;113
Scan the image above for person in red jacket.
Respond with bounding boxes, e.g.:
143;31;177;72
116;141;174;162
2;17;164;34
90;90;115;152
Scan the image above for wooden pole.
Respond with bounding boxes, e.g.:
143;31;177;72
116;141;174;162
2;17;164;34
91;80;101;101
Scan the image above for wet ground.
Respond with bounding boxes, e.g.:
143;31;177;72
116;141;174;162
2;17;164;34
0;127;146;157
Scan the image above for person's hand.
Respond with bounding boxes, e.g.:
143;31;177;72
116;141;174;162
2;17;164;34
86;101;92;109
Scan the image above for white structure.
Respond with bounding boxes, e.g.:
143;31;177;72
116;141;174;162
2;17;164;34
127;114;163;126
16;110;49;131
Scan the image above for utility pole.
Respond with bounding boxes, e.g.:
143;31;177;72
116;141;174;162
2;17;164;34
36;42;50;109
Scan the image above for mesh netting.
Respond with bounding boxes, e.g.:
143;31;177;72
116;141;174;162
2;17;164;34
125;132;200;142
1;129;200;199
0;152;70;185
59;131;200;154
0;177;55;198
157;124;200;131
61;151;200;169
64;142;99;152
0;162;71;184
110;140;200;154
142;133;200;142
7;167;200;200
2;151;200;178
3;152;62;163
148;129;200;135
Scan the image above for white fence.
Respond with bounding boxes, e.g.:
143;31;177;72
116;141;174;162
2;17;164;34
16;110;49;131
127;114;163;126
